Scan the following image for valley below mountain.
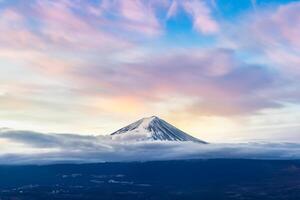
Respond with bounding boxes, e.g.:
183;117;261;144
1;159;300;200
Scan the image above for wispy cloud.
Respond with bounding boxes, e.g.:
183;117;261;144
225;1;300;78
167;0;219;34
182;0;219;34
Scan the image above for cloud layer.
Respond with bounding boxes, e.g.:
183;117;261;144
0;129;300;165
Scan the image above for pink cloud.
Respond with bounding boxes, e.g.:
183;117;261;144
182;0;219;34
273;3;300;46
31;0;131;51
0;9;44;49
102;0;163;36
68;48;280;116
226;1;300;77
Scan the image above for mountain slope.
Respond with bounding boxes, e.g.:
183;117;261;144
111;116;207;143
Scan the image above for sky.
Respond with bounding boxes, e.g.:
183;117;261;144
0;0;300;143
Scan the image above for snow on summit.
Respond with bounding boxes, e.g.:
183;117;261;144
111;116;207;143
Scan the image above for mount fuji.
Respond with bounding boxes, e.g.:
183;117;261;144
110;116;207;143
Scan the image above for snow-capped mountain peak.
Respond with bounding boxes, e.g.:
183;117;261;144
139;116;157;128
110;116;207;143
